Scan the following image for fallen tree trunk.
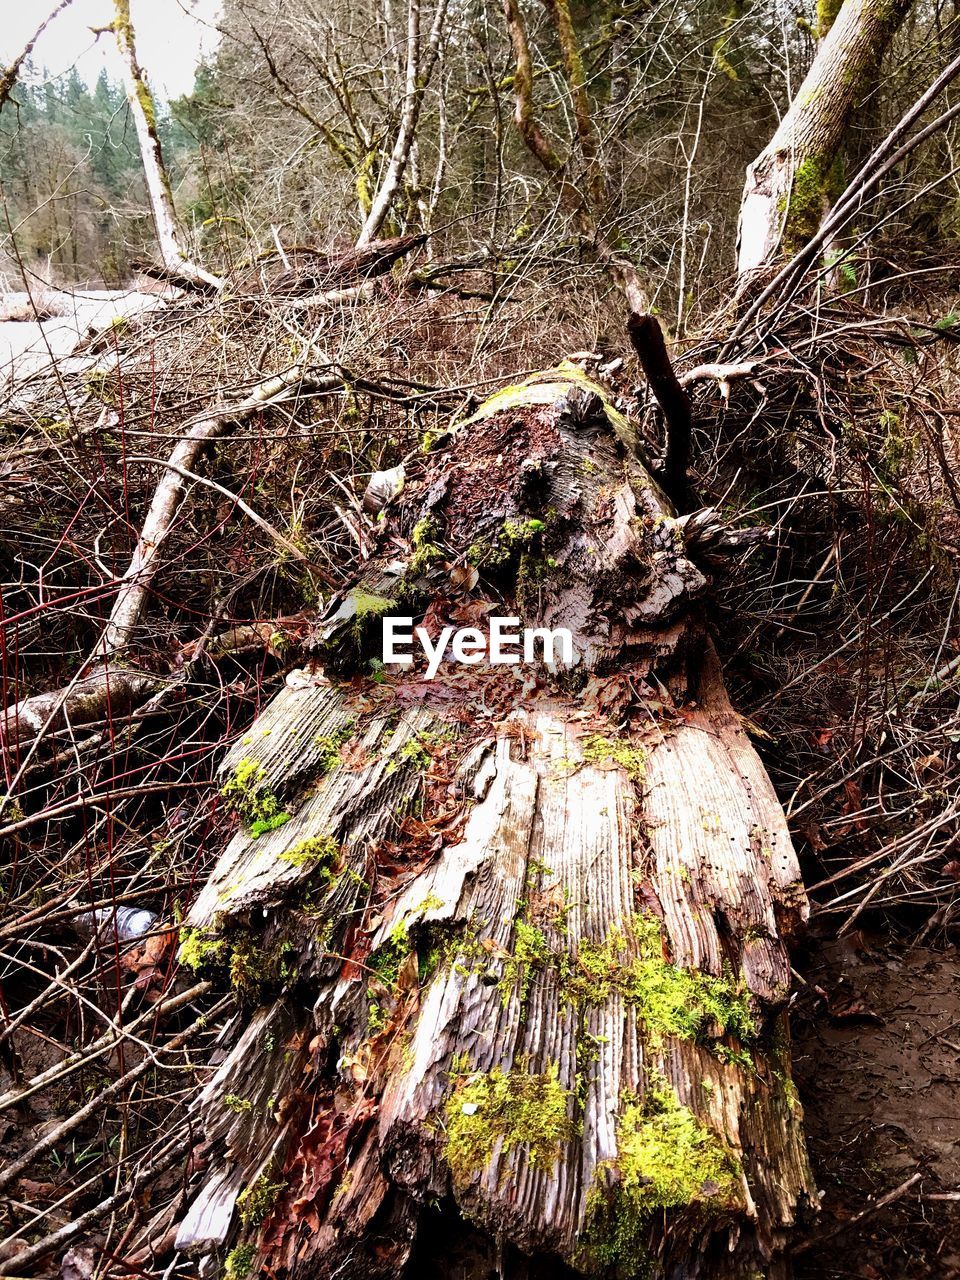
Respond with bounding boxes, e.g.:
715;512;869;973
173;363;815;1278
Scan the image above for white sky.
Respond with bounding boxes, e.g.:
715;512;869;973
3;0;223;100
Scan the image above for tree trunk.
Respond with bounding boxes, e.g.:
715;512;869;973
737;0;913;277
356;0;450;247
112;0;223;289
173;366;815;1278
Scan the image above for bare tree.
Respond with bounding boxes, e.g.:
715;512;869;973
0;0;75;111
356;0;451;246
112;0;223;287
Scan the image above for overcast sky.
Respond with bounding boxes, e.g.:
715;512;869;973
3;0;222;100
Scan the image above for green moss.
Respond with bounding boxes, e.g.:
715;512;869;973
223;1243;256;1279
580;733;647;781
224;1094;253;1113
84;368;117;406
783;153;843;254
249;811;291;837
180;920;302;1000
443;1063;576;1188
365;920;411;1032
816;0;843;37
500;918;552;1004
230;934;298;999
134;77;158;133
582;1077;742;1271
313;722;354;772
502;517;547;542
221;758;288;830
369;920;410;988
351;591;395;617
571;915;756;1048
278;834;339;870
237;1172;285;1228
409;517;443;576
397;737;432;771
178;926;228;973
355;149;376;216
458;364;606;427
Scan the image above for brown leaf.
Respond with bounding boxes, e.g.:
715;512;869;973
447;563;479;592
479;937;511;961
339;737;370;770
449;598;495;626
827;994;883;1025
396;950;420;994
917;752;944;777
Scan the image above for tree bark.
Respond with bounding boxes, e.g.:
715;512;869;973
737;0;913;277
173;365;815;1278
112;0;223;290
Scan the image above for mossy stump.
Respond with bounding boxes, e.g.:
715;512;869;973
174;366;815;1279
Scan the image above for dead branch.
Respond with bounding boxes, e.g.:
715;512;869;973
627;311;694;506
102;360;344;654
0;1130;195;1276
125;454;335;584
0;0;75;110
0;998;230;1196
0;979;212;1114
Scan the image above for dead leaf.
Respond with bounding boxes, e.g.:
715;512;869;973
396;950;420;994
448;563;479;592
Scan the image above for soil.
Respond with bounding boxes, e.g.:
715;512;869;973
791;922;960;1279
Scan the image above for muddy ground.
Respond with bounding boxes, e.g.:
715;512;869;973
792;923;960;1279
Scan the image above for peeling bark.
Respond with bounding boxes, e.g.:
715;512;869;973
174;366;815;1278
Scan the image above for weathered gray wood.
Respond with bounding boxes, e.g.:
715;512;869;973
175;365;815;1279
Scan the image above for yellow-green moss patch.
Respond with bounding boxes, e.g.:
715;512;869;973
571;914;756;1046
579;733;647;781
223;1243;256;1279
237;1171;286;1228
351;591;395;617
221;758;289;833
443;1063;576;1188
581;1077;742;1271
177;925;228;973
277;834;339;871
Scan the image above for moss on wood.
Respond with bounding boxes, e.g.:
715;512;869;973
443;1062;576;1188
581;1076;743;1272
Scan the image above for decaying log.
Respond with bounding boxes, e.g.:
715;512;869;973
174;363;815;1279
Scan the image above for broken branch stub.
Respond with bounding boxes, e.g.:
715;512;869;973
177;365;815;1278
